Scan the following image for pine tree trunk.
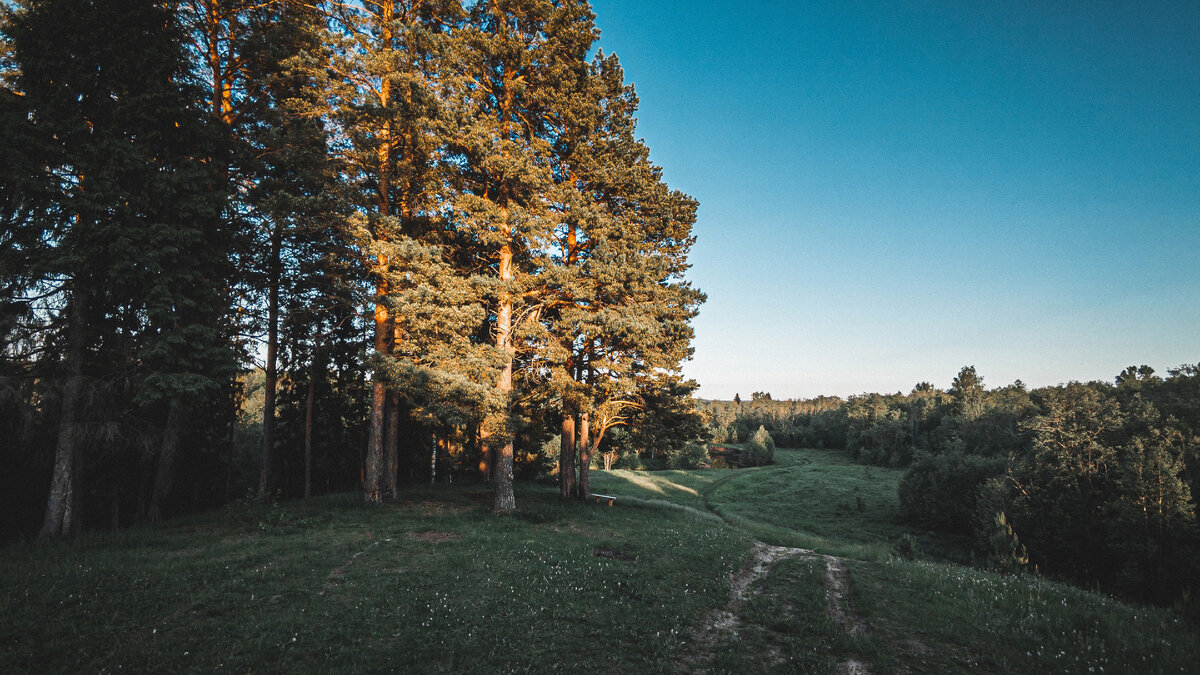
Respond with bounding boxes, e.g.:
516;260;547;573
364;359;387;502
578;410;592;499
430;431;438;484
364;4;394;505
260;224;282;499
386;390;400;499
560;412;576;498
148;402;183;523
492;239;517;512
41;295;85;539
304;354;316;499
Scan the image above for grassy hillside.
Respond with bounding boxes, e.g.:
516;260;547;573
3;450;1197;673
2;489;751;672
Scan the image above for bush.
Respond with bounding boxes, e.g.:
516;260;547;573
987;511;1029;574
898;450;1005;534
525;435;561;483
741;426;775;467
666;442;710;470
615;449;644;471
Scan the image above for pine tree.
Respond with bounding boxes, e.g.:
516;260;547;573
236;0;348;498
540;50;704;497
989;511;1029;574
6;0;235;532
447;0;599;511
321;0;499;503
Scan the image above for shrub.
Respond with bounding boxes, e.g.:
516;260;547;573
615;448;644;471
898;450;1005;534
741;426;775;467
666;442;710;469
988;511;1029;574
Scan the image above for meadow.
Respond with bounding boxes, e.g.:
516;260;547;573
2;449;1196;673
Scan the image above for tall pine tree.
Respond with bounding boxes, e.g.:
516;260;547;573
6;0;234;533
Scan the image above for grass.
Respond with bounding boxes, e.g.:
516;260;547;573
706;554;853;673
3;448;1198;673
1;486;752;673
700;449;967;561
598;448;1200;673
852;558;1199;673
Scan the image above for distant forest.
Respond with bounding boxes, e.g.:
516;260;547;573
1;0;707;538
698;364;1200;607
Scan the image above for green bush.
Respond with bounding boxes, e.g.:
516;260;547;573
741;426;775;467
666;442;711;469
615;448;644;470
898;450;1005;534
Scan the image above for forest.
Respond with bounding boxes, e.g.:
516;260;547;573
698;364;1200;609
1;0;708;538
4;0;1198;633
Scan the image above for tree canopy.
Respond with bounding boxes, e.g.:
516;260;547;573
1;0;703;536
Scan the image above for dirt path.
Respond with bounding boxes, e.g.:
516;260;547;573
686;542;871;674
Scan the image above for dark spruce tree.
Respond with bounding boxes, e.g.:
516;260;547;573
5;0;235;534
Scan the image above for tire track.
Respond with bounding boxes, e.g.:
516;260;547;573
694;463;871;673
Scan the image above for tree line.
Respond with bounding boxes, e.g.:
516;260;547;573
0;0;704;539
697;365;1200;607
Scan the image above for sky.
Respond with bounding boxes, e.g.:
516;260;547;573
588;0;1200;400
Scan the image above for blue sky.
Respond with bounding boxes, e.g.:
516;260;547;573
589;0;1200;399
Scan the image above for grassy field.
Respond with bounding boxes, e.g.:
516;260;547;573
1;488;752;672
3;449;1197;672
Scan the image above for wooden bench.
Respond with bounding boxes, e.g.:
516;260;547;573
592;493;616;507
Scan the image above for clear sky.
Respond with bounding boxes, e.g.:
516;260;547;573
589;0;1200;400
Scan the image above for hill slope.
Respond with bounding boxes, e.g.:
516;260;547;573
3;450;1196;673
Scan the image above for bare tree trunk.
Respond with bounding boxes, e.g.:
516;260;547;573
148;402;183;523
259;225;282;499
430;431;438;484
492;231;517;511
492;352;516;509
578;410;591;499
560;412;576;498
560;222;578;499
385;390;400;499
41;295;85;539
304;354;316;498
364;364;387;503
363;3;394;505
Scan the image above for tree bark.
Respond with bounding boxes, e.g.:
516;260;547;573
259;223;282;499
363;2;395;505
304;353;316;499
364;352;387;502
578;410;591;499
41;295;85;539
385;390;400;499
431;431;439;484
560;412;576;498
148;401;183;523
492;236;517;512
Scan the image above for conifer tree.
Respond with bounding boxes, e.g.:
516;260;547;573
539;50;704;497
321;0;497;503
447;0;599;511
6;0;234;532
236;0;347;497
